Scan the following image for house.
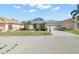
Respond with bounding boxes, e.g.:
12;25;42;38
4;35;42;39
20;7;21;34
31;17;79;31
32;18;46;31
0;17;23;32
46;20;62;31
62;17;79;30
31;18;62;31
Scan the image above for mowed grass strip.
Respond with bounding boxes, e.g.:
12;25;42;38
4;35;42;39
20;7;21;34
67;30;79;35
0;30;52;36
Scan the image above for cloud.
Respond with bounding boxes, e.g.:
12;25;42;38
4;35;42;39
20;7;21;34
37;4;52;9
29;4;52;9
28;4;37;7
54;7;60;10
28;9;36;13
13;5;22;9
51;6;60;11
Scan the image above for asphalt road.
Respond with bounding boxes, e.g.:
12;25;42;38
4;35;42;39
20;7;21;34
0;31;79;54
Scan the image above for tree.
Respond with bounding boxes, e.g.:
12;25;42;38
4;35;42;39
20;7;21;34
22;21;28;25
22;20;32;30
33;17;46;31
22;20;31;25
71;4;79;20
27;20;32;25
33;17;44;21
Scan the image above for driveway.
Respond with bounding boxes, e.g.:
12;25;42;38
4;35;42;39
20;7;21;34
52;31;78;37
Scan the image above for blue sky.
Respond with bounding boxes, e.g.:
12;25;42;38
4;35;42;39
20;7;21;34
0;4;77;21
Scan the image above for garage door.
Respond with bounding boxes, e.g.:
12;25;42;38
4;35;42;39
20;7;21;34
47;26;56;31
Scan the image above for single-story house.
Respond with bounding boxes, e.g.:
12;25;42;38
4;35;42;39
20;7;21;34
0;17;23;32
62;17;79;30
31;17;79;31
1;17;77;32
31;18;62;31
46;20;62;31
32;18;46;31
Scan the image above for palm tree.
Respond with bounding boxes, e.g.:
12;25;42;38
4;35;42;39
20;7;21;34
71;4;79;20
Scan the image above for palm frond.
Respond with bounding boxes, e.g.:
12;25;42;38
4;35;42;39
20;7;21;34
72;12;78;19
71;10;77;15
77;4;79;10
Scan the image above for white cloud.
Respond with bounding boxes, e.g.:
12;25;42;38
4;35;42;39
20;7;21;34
29;4;52;9
54;7;60;10
13;5;22;9
51;6;60;11
28;4;37;7
37;4;52;9
28;9;36;13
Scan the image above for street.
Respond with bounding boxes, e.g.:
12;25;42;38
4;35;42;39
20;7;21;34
0;31;79;54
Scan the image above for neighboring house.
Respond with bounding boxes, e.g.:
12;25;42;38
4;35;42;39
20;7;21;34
1;17;78;32
0;17;23;32
62;17;79;30
29;25;34;30
32;18;46;31
31;17;79;31
31;18;62;31
25;25;34;30
46;20;62;31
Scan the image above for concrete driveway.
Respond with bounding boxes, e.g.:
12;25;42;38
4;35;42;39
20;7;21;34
52;31;78;37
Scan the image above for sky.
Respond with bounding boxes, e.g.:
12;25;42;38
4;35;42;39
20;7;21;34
0;4;77;21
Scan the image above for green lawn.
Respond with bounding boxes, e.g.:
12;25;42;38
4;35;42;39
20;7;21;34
0;30;52;36
67;30;79;35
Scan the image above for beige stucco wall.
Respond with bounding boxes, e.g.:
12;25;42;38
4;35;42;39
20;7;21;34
74;18;79;30
63;19;74;29
13;24;20;31
3;24;8;32
0;26;4;31
11;24;21;31
0;23;22;32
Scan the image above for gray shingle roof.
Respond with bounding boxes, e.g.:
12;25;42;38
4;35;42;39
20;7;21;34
46;20;62;25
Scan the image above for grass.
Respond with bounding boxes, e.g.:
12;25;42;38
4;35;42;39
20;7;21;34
66;30;79;35
0;30;52;36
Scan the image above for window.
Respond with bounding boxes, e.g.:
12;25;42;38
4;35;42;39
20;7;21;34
8;25;13;29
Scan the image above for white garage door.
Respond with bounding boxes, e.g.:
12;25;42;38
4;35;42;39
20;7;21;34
47;26;56;31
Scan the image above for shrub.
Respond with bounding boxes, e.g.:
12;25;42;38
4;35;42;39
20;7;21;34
61;27;66;31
